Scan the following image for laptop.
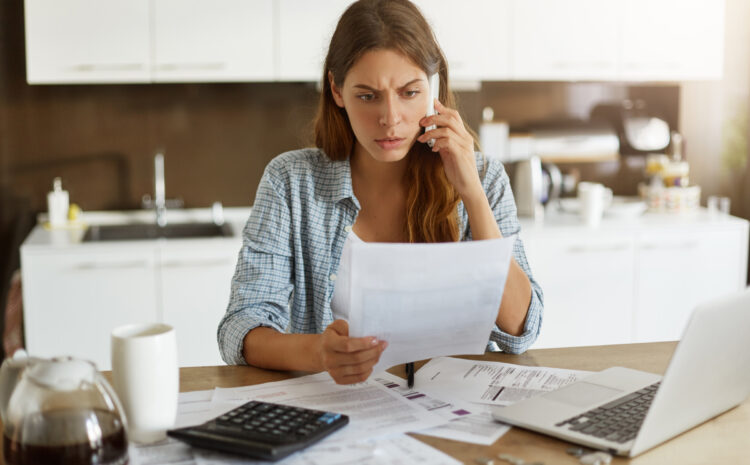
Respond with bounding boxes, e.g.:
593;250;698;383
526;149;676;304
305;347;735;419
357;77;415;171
492;287;750;457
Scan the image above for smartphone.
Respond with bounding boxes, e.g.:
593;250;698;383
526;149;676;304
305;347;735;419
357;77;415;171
425;73;439;147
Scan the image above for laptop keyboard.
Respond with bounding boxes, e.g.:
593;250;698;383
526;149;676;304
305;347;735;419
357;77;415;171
555;382;661;444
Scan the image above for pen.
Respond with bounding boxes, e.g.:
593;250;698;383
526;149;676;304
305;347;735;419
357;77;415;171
406;362;414;388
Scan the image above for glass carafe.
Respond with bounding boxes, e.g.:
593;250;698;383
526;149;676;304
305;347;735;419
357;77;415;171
3;357;129;465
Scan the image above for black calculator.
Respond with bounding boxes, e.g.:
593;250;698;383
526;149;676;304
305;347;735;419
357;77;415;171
167;400;349;461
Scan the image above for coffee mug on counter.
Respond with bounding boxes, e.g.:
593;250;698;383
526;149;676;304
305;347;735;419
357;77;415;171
578;182;613;227
111;323;178;444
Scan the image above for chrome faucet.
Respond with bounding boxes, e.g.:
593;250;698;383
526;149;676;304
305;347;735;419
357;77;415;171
154;152;167;227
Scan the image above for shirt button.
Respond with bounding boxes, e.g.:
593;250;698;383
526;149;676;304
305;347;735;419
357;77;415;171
344;225;352;232
329;273;337;281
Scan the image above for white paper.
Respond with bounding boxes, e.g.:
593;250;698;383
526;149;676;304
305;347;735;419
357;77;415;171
348;237;515;372
373;372;510;445
193;434;461;465
415;357;593;406
210;372;448;443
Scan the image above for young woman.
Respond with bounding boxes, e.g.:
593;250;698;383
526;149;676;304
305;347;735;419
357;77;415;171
218;0;543;385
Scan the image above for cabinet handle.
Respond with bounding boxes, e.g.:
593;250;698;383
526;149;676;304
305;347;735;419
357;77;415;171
73;260;150;270
155;63;226;71
640;241;699;250
161;258;234;268
68;63;145;72
567;243;630;253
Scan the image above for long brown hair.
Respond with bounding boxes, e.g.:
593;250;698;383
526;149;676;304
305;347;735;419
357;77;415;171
313;0;468;243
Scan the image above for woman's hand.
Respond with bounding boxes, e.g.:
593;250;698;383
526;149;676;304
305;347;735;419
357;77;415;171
317;319;388;384
417;99;484;203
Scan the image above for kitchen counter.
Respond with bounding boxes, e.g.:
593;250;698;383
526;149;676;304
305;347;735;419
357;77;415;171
22;207;253;249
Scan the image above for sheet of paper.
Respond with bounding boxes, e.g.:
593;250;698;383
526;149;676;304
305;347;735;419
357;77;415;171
373;372;510;445
348;237;515;372
193;434;461;465
210;372;448;443
414;357;593;406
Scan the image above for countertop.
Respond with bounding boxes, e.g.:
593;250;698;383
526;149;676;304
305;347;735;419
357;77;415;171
21;207;252;249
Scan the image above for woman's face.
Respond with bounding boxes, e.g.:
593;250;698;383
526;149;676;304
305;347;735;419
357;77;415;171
330;49;431;164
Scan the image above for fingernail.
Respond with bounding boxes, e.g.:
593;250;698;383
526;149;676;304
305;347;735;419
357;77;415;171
371;338;379;346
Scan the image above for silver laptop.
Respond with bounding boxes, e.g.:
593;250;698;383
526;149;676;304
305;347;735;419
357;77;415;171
492;287;750;457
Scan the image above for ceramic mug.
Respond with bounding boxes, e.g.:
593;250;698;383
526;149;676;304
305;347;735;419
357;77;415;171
578;182;612;227
111;323;178;444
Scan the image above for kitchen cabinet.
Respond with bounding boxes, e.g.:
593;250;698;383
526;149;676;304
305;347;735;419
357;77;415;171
633;227;746;342
24;0;725;84
21;246;159;368
414;0;512;81
520;210;748;349
152;0;274;82
277;0;353;81
511;0;620;81
20;209;250;370
24;0;151;84
523;232;634;348
620;0;724;81
159;242;239;367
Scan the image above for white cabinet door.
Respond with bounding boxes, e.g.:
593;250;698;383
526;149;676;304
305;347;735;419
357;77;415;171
621;0;724;81
21;247;158;370
152;0;275;82
634;228;745;343
159;242;239;367
415;0;512;81
24;0;151;84
277;0;353;81
511;0;620;81
523;231;634;348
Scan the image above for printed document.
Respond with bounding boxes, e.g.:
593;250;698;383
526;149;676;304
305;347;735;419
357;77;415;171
374;372;510;445
347;237;515;372
414;357;592;406
210;372;448;442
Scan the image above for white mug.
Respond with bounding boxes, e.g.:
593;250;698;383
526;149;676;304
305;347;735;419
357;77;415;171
111;323;178;444
578;182;612;227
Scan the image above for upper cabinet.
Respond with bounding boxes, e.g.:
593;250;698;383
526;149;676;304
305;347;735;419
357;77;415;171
277;0;352;81
620;0;724;81
24;0;725;84
511;0;620;81
415;0;512;81
152;0;274;82
25;0;151;84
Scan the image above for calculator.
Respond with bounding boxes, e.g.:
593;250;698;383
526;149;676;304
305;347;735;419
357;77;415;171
167;400;349;461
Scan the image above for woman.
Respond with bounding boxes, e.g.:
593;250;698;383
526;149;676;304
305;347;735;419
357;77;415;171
218;0;543;384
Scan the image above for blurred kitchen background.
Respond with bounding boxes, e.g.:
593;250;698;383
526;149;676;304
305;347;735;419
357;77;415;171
1;0;748;366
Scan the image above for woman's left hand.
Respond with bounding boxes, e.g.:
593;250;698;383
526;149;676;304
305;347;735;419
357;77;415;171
417;99;484;202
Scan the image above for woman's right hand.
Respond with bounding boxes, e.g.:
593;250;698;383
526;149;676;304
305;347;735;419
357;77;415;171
318;319;388;384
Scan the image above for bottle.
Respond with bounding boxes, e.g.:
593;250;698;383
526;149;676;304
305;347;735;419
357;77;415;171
47;177;69;228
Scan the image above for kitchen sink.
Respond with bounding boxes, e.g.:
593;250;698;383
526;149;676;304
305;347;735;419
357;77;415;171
82;222;233;242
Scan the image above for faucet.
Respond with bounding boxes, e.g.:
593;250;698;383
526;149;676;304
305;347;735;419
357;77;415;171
154;152;167;227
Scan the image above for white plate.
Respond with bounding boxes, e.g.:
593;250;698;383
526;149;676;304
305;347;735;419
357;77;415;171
557;196;647;218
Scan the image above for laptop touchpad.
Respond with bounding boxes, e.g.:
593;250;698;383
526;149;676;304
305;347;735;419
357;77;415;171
545;382;624;408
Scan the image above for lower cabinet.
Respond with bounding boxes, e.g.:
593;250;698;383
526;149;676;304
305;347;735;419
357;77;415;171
521;214;749;349
159;243;239;367
524;232;634;348
22;237;241;370
22;247;159;369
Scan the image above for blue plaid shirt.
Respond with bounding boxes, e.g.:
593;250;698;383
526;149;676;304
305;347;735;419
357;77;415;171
218;148;544;365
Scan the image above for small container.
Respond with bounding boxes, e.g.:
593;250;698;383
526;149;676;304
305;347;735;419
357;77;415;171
46;178;69;228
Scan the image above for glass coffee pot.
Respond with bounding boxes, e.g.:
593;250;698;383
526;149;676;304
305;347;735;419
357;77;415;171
2;356;129;465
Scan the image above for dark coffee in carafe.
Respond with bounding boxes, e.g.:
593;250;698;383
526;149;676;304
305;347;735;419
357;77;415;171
3;408;128;465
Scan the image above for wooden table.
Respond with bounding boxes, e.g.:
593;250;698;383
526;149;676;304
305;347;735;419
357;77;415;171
174;342;749;465
5;342;747;464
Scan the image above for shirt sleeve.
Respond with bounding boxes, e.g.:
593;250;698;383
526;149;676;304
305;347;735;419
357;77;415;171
217;166;295;365
477;156;544;354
